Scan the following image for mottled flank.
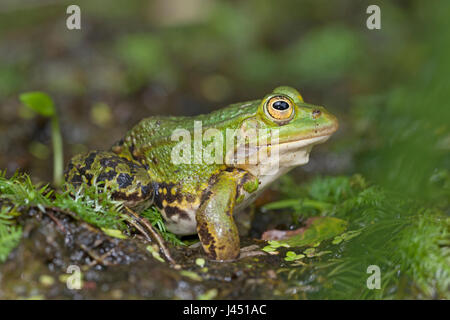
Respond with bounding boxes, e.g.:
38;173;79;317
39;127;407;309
163;205;190;220
153;182;198;224
64;151;154;209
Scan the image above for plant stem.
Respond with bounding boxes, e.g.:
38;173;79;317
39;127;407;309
51;115;63;187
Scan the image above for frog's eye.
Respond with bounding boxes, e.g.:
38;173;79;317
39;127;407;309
265;96;294;122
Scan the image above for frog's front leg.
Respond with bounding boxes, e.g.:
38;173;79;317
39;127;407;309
196;171;241;261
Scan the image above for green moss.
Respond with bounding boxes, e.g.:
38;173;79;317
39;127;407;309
0;171;183;262
268;174;450;299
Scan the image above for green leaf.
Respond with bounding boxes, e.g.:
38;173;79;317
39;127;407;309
284;251;305;261
262;199;301;210
286;251;296;257
101;228;128;239
195;258;206;267
180;270;203;282
19;92;55;117
304;247;316;257
146;245;165;263
332;236;343;245
197;288;218;300
262;245;277;252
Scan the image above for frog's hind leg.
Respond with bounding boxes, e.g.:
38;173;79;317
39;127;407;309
196;171;241;261
64;150;154;211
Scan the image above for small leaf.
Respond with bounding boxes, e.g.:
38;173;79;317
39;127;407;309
19;92;55;117
314;250;332;257
332;236;343;245
146;245;165;263
268;240;290;248
195;258;206;267
284;251;305;261
180;270;203;282
286;251;296;257
304;247;316;257
262;245;277;252
341;229;363;241
284;217;348;247
197;288;218;300
101;228;128;239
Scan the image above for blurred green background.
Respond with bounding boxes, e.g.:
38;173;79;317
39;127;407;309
0;0;449;299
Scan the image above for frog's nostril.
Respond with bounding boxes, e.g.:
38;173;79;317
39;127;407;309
312;109;321;119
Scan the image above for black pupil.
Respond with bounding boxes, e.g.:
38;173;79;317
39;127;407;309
273;100;289;111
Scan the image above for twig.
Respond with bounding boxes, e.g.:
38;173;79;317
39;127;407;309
80;243;115;267
44;206;101;233
124;206;175;265
45;211;66;233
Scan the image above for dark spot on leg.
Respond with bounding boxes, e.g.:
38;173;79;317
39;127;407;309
200;190;213;204
185;193;196;203
128;144;135;158
98;170;117;182
197;222;217;259
153;184;163;208
141;184;153;198
70;174;82;184
154;196;163;209
164;206;190;220
99;157;118;169
84;173;93;185
116;173;133;189
162;183;176;203
84;152;98;170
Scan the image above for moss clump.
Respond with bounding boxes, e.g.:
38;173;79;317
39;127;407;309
0;171;181;262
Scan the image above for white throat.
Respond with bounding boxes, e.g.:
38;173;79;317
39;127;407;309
233;134;331;212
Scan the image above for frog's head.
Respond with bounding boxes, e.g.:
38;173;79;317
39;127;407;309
231;86;338;176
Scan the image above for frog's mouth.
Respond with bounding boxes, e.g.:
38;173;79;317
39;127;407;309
229;133;332;176
227;120;337;174
279;121;339;146
276;134;332;166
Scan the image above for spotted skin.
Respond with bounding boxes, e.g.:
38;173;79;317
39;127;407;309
65;151;154;210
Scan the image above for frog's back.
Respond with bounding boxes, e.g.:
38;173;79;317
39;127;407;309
122;100;259;145
111;101;259;190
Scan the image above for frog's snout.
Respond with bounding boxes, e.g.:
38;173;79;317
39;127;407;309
312;106;339;134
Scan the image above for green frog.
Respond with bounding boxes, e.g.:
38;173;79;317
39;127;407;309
65;86;338;261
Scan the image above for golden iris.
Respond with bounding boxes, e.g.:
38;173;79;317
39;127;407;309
266;96;294;121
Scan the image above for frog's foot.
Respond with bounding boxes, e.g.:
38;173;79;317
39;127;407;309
261;217;319;241
64;150;154;210
238;244;267;259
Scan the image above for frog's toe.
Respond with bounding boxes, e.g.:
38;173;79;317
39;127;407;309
238;245;267;259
